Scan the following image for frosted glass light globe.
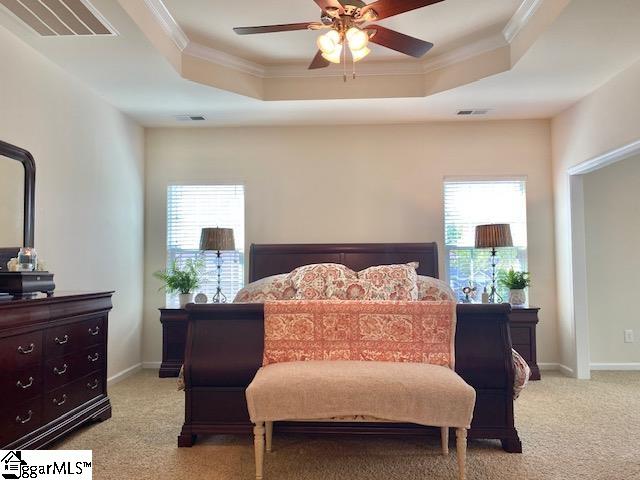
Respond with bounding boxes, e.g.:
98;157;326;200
346;27;369;51
322;43;343;63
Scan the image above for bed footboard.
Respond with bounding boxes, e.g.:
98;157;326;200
179;303;521;452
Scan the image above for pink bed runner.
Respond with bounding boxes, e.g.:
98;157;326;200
263;300;457;368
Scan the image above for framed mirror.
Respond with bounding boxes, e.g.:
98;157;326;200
0;140;35;271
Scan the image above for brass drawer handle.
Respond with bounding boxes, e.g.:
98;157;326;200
16;410;33;424
17;343;35;354
16;377;34;389
87;379;99;390
53;363;68;375
88;326;100;336
87;353;100;362
54;334;69;345
53;394;67;406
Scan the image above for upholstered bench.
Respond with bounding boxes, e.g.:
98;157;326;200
246;360;476;480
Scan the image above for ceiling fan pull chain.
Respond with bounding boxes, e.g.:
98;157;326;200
343;43;347;82
352;55;356;80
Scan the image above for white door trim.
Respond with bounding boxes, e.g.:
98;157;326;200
567;138;640;379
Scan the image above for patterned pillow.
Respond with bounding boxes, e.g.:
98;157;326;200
233;274;296;303
287;263;358;300
416;275;456;301
354;262;419;301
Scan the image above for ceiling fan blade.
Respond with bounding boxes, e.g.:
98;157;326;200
368;25;433;57
313;0;344;16
233;23;313;35
361;0;445;21
309;50;331;69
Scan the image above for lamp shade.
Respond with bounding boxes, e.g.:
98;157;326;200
200;228;235;251
475;224;513;248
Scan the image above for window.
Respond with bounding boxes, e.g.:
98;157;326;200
444;178;527;301
166;185;245;306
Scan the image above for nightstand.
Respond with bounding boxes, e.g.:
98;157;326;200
509;307;541;380
159;308;188;377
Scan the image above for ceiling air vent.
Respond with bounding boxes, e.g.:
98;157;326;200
0;0;116;36
175;115;207;122
457;109;492;116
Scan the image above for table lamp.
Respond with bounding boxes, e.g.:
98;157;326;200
475;224;513;303
200;227;235;303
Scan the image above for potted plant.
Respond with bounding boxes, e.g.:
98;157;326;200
498;269;531;306
154;258;203;308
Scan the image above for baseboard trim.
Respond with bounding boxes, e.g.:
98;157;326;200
107;363;142;386
538;363;575;377
590;363;640;371
142;361;161;369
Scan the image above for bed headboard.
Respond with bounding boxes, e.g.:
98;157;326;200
249;243;439;282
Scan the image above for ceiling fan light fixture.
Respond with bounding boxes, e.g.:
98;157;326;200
317;29;342;54
322;43;343;63
350;46;371;62
346;27;369;51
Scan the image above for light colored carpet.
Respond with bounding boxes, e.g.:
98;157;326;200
55;370;640;480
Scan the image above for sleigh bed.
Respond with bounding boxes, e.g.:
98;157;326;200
179;243;523;452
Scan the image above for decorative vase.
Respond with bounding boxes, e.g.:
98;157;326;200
178;293;194;308
509;289;527;307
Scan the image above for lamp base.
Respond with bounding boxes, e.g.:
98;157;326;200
211;286;227;304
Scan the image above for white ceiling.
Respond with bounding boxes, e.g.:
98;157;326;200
1;0;640;127
163;0;521;63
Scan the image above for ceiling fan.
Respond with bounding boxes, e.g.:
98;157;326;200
233;0;445;70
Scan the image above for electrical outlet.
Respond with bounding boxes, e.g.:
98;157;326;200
624;329;634;343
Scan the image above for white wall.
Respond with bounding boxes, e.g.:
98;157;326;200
0;25;145;379
552;59;640;376
144;120;558;366
584;155;640;365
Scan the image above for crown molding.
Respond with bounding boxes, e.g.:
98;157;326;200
184;42;265;77
422;33;507;74
264;58;425;78
503;0;544;43
143;0;188;50
142;0;536;80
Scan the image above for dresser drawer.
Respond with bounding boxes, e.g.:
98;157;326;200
0;331;43;370
44;346;105;390
0;396;43;448
44;372;105;424
45;316;105;358
0;365;43;407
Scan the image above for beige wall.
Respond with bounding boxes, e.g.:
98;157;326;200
551;59;640;375
584;155;640;365
144;120;558;366
0;25;145;379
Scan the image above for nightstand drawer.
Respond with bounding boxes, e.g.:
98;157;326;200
513;344;531;362
510;327;531;345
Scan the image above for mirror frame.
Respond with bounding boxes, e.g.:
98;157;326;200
0;140;35;267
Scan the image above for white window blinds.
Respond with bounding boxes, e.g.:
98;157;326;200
166;185;245;306
444;179;527;301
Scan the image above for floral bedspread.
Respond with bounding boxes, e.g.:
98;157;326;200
263;300;457;369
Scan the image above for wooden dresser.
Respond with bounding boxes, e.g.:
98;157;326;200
0;292;113;449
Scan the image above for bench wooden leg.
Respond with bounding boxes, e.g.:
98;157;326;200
456;428;467;480
265;421;273;453
440;427;449;455
254;422;265;480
